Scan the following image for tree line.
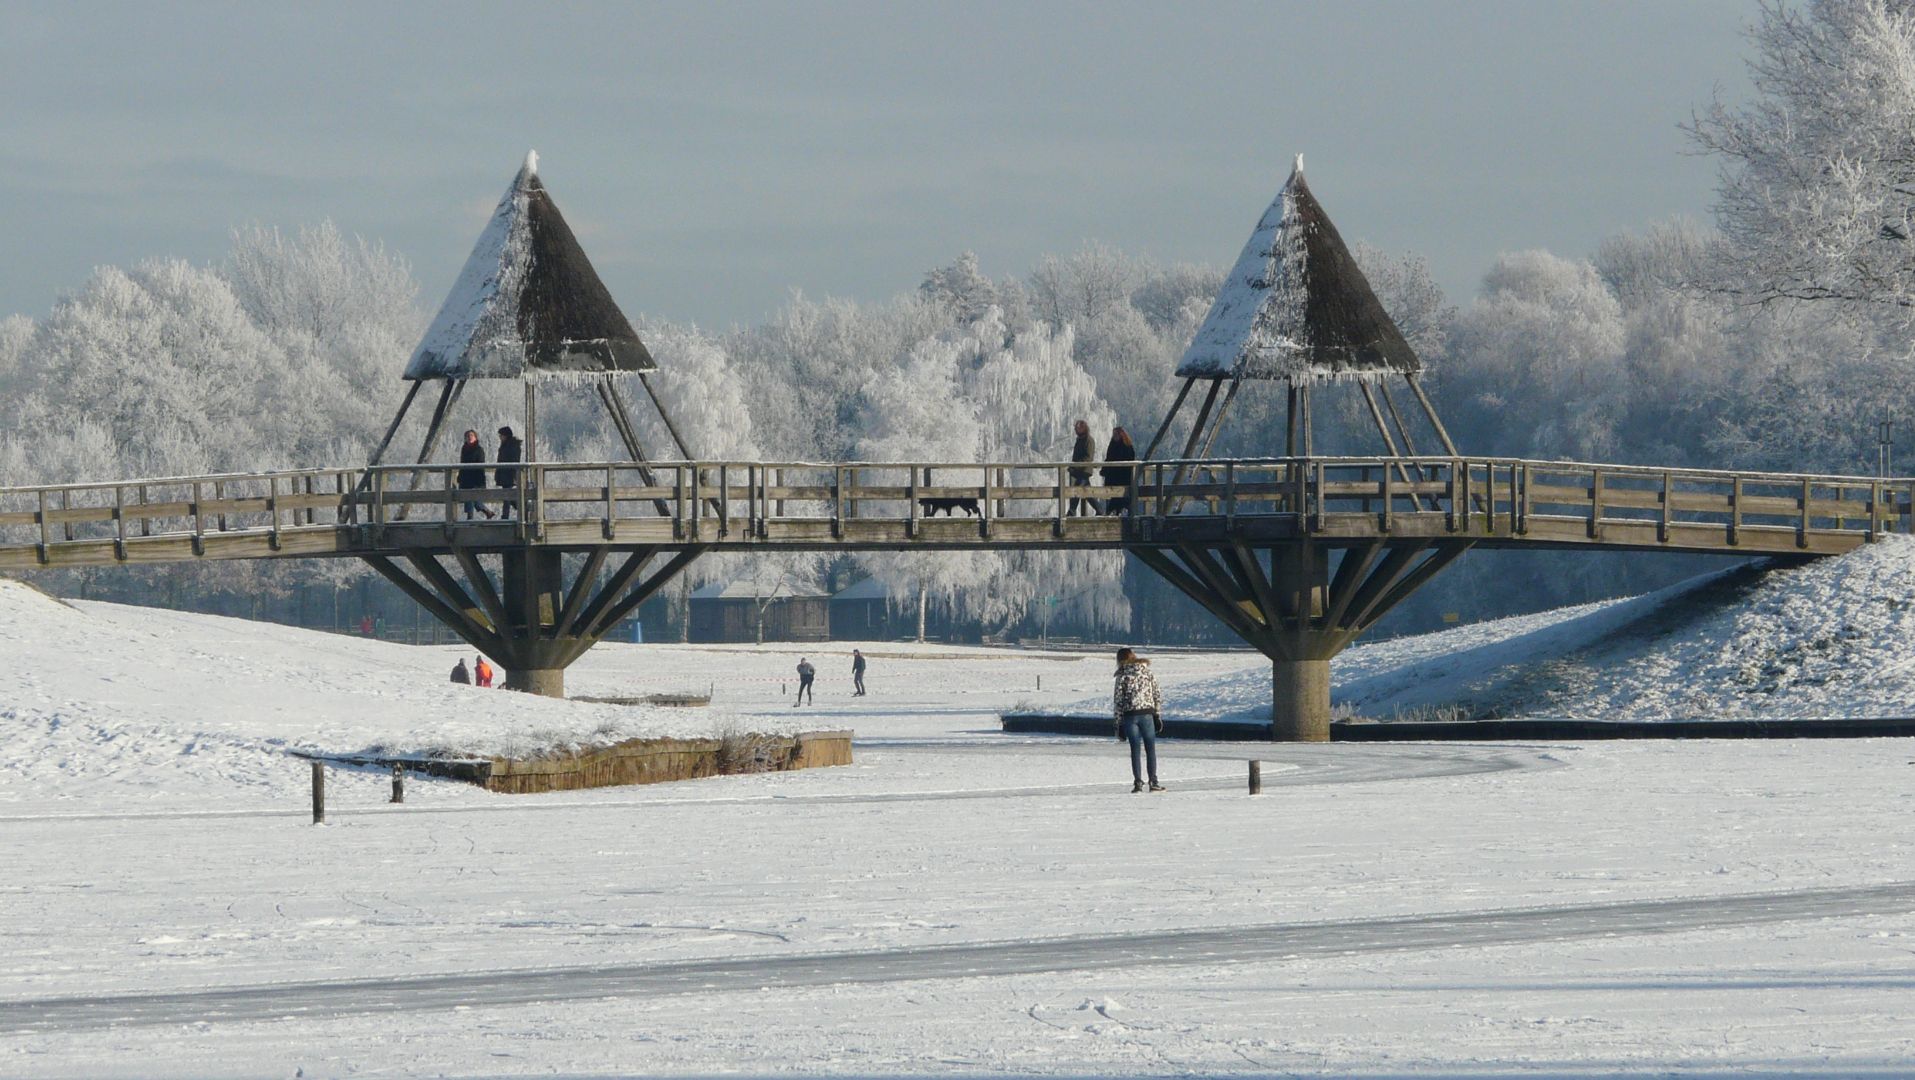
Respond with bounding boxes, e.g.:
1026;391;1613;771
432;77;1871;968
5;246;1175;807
4;0;1912;644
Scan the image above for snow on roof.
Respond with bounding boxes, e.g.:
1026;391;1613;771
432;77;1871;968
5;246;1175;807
404;153;655;381
690;580;831;601
831;577;904;602
1176;156;1420;382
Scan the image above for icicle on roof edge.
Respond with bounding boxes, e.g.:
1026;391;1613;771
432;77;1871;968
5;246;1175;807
404;152;655;381
1175;155;1420;382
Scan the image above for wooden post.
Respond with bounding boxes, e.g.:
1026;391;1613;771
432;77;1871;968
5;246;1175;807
311;760;325;824
190;481;205;555
831;466;843;539
36;488;50;564
774;467;785;518
674;464;687;540
61;489;73;542
1518;464;1531;535
390;763;404;804
1380;464;1393;532
1870;480;1883;540
690;465;703;541
141;483;153;535
1055;463;1068;537
605;465;618;540
1730;475;1742;546
1660;471;1672;543
1800;477;1812;547
980;465;993;540
113;485;127;560
718;464;731;537
1248;759;1262;795
1224;461;1238;527
214;480;227;533
1588;469;1603;540
907;465;919;538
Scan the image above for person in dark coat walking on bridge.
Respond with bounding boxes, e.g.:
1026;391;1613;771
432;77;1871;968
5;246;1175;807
1101;427;1137;516
495;426;523;519
852;649;867;696
1112;647;1165;792
794;657;816;706
457;430;493;520
1068;419;1101;516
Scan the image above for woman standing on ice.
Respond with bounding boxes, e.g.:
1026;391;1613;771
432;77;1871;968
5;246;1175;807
457;430;493;520
1112;647;1165;793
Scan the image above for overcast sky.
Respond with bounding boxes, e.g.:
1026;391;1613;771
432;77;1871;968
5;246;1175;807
0;1;1753;330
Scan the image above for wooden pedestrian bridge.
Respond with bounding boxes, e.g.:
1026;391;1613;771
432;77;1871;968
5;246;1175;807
2;456;1905;566
4;455;1906;732
10;153;1902;738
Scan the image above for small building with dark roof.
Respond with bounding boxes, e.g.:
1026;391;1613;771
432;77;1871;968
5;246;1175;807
688;580;830;644
830;577;909;641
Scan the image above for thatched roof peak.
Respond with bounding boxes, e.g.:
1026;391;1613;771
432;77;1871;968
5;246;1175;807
1175;156;1418;382
404;152;654;380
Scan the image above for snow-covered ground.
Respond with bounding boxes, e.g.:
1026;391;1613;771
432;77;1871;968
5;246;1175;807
4;551;1915;1076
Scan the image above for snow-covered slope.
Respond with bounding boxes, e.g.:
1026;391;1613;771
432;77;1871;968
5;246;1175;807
1168;535;1915;723
0;578;817;807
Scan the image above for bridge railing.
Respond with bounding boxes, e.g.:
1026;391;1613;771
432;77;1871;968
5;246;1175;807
2;457;1911;562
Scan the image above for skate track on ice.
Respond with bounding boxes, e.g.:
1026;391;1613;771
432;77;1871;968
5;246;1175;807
4;881;1910;1034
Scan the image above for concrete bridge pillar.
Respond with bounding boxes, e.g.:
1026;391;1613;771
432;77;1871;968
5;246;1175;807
1132;537;1471;741
1273;658;1332;742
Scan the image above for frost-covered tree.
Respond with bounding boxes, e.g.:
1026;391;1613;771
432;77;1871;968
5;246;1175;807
222;221;421;456
1689;0;1915;320
1440;250;1628;462
1029;242;1139;328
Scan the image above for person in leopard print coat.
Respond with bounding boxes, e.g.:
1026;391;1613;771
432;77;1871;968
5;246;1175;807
1112;648;1165;792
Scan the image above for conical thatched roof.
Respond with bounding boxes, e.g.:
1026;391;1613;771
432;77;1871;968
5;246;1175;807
405;152;655;380
1176;156;1419;381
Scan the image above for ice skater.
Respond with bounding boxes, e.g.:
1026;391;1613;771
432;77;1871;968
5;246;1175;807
851;649;867;696
1112;647;1165;792
450;658;471;684
794;657;815;706
474;655;494;688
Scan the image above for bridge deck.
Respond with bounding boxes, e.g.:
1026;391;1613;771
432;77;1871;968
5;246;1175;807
1;457;1908;570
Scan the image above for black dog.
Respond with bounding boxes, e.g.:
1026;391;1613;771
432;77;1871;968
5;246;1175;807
918;497;981;517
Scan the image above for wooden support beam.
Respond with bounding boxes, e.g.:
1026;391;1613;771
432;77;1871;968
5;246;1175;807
1227;541;1282;625
361;554;503;656
1336;543;1472;647
1141;377;1197;461
1322;541;1384;632
366;380;425;469
566;546;706;658
452;548;510;636
1340;543;1431;632
404;552;495;634
1130;548;1275;652
553;547;609;639
566;547;660;644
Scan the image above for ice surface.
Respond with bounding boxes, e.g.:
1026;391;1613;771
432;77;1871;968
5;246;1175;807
5;547;1915;1075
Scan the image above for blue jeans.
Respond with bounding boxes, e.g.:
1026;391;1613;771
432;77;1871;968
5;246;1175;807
1121;711;1158;784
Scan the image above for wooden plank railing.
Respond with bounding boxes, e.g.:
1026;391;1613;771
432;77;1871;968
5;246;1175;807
1;457;1911;567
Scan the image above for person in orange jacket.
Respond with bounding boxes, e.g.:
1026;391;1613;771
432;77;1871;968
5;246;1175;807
474;656;494;688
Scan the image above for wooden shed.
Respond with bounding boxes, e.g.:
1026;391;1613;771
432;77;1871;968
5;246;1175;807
688;581;830;644
829;577;906;641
